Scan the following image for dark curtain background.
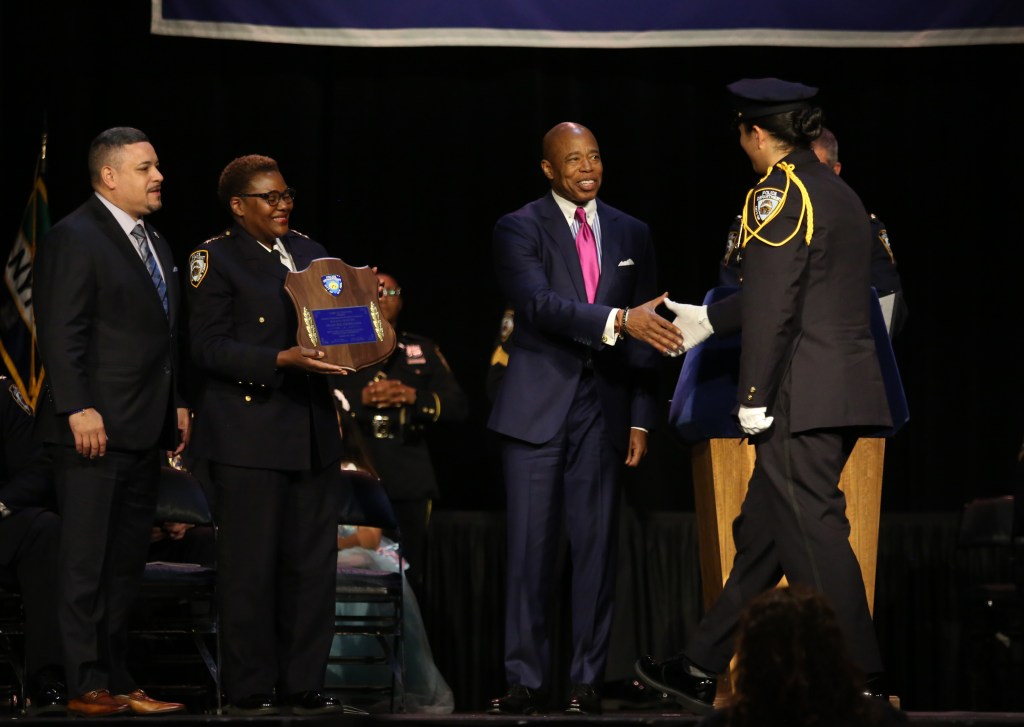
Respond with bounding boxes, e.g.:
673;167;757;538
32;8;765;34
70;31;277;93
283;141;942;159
4;0;1023;713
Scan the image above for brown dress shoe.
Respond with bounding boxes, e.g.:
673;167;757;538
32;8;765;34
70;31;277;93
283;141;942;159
112;689;186;714
68;689;132;717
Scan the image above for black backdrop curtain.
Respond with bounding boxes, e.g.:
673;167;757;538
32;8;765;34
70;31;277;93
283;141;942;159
4;0;1024;713
3;1;1023;515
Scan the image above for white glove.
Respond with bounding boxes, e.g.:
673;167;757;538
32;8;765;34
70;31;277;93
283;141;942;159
738;406;774;436
664;299;714;353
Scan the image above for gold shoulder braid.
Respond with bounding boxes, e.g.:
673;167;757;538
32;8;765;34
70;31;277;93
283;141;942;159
740;162;814;249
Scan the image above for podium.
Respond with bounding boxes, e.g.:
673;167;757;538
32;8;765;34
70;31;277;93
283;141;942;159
671;286;908;704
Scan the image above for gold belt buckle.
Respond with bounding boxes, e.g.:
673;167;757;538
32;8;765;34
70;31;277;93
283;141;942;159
371;414;393;439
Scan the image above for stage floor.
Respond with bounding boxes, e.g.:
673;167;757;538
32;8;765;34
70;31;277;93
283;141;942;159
7;710;1024;726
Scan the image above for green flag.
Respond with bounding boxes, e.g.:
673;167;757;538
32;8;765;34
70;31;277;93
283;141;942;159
1;140;50;410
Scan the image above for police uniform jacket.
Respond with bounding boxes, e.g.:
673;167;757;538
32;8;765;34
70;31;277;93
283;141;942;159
0;377;56;565
336;332;468;501
186;225;343;471
721;212;903;297
708;148;892;435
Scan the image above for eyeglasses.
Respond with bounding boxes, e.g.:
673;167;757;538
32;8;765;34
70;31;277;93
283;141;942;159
380;288;402;297
236;188;297;206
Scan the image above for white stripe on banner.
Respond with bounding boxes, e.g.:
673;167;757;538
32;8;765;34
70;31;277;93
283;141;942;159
150;0;1024;48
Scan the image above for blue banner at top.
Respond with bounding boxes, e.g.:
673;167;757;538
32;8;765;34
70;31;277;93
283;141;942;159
151;0;1024;48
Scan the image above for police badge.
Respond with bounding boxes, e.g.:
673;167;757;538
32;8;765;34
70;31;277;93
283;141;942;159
283;257;397;371
189;250;209;288
753;188;784;224
322;274;343;296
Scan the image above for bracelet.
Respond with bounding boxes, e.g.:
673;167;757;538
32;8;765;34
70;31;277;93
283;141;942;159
619;307;630;340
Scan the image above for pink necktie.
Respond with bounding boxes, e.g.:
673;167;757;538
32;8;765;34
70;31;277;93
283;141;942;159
574;207;600;303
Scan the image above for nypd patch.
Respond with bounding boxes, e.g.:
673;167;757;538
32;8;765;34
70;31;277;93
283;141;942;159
189;250;209;288
753;188;784;224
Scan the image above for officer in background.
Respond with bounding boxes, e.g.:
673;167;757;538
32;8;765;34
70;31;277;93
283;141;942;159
485;306;514;403
719;126;906;339
0;377;65;714
333;272;469;596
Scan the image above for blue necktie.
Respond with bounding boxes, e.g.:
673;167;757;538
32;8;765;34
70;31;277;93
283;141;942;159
131;223;169;316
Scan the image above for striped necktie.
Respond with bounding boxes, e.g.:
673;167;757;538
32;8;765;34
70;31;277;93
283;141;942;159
130;223;169;316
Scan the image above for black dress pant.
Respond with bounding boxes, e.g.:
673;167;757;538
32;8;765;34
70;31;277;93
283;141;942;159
211;461;338;702
685;409;883;676
50;445;160;696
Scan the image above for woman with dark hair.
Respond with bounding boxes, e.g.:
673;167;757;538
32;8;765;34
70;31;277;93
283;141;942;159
638;78;895;714
186;155;349;716
700;586;904;727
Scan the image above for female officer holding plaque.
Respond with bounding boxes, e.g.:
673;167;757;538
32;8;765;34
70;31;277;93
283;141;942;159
186;154;347;716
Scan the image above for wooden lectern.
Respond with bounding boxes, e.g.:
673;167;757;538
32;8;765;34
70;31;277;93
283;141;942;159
692;437;885;704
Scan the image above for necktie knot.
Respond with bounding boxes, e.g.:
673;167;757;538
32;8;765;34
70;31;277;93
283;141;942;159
130;223;147;249
574;207;599;303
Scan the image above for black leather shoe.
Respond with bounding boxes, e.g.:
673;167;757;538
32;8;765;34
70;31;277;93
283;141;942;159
635;654;716;715
225;693;280;716
863;674;890;700
284;690;343;715
565;683;602;715
601;677;675;710
29;682;68;716
487;684;546;715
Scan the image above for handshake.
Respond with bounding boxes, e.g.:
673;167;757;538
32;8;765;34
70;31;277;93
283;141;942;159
662;299;714;356
620;294;714;358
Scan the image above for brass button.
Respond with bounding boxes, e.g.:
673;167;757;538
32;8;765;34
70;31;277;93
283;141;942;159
258;316;265;323
244;395;252;402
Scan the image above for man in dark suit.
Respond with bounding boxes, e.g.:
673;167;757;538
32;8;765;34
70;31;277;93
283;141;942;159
637;79;894;714
486;122;683;715
33;127;190;717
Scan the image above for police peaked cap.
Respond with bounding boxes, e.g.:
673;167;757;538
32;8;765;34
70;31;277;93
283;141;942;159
727;77;819;120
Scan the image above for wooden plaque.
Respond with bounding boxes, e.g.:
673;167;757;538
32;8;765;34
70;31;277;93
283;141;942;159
283;258;397;372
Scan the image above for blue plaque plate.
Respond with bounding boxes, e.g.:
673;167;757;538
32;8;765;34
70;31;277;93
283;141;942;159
310;306;379;346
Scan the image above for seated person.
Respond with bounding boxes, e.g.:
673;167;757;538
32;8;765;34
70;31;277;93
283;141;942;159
327;524;454;714
698;585;905;727
0;377;65;714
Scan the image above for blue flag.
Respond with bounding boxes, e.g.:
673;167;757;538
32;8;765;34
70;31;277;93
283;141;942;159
1;153;49;411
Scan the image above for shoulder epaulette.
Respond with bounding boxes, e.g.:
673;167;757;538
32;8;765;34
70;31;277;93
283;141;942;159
200;228;232;246
739;162;813;249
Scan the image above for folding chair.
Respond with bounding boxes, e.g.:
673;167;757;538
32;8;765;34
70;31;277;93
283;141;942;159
326;469;404;712
128;465;221;713
957;494;1023;710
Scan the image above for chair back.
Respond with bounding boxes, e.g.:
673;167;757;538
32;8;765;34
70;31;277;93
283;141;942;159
156;466;214;526
336;470;399;532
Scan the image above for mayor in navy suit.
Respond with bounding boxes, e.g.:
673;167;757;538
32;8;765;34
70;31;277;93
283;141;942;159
486;122;683;716
34;127;190;717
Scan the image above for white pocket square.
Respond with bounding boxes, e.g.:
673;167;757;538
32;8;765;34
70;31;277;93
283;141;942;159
617;258;635;267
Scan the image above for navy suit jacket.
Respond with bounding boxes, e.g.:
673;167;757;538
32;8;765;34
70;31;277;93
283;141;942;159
34;195;183;451
487;193;660;452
